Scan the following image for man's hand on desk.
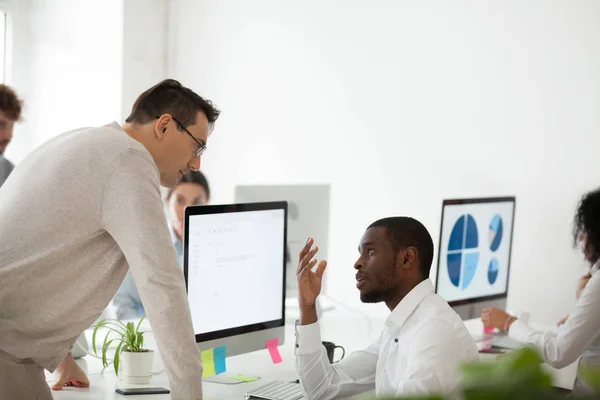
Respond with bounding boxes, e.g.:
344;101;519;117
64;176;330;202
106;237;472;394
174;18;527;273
297;237;327;325
51;352;90;391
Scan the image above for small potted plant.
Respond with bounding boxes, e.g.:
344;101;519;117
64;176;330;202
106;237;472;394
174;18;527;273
92;317;154;384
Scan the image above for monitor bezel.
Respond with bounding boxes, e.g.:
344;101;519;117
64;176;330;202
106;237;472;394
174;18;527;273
434;196;516;307
184;201;288;344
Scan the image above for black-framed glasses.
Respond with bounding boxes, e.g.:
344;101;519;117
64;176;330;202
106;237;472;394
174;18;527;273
156;115;206;157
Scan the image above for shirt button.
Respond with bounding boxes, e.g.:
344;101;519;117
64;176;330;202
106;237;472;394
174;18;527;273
394;339;398;343
296;344;299;348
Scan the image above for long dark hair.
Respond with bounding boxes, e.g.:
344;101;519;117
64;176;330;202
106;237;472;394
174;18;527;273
573;188;600;263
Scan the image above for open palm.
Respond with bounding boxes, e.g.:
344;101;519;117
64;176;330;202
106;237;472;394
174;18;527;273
297;238;327;308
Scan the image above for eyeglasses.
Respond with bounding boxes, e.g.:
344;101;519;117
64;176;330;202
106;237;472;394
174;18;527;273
156;115;207;157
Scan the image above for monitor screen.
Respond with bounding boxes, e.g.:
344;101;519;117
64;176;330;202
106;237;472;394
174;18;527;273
435;197;515;305
184;202;287;342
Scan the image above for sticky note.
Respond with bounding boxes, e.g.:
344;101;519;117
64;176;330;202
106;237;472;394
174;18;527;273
214;346;226;375
230;374;259;382
266;338;282;364
201;348;216;377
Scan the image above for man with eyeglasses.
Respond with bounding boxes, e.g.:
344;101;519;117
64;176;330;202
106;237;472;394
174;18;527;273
0;79;219;400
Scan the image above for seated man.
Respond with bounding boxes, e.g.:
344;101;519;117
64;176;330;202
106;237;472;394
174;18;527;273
295;217;478;399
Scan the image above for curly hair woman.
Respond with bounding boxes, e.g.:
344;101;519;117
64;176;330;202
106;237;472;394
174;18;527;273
482;187;600;396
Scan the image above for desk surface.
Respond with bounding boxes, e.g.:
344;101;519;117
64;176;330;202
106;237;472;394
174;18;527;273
45;311;578;399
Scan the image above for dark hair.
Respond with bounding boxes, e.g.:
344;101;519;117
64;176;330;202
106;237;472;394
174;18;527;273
166;171;211;201
368;217;434;279
0;84;22;121
573;188;600;263
125;79;220;130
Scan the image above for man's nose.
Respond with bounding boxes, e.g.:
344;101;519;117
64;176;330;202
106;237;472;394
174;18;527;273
189;156;201;172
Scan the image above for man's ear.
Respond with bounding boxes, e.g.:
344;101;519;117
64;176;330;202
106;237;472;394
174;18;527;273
155;115;171;140
402;247;417;269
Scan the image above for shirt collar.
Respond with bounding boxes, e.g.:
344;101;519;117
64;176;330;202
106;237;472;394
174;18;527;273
385;279;434;330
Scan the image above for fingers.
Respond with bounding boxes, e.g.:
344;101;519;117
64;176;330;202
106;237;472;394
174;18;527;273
298;237;313;263
51;376;66;391
71;379;90;388
297;244;319;275
315;260;327;278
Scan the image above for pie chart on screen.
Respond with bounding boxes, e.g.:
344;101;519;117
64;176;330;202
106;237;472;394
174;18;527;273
489;215;503;252
488;258;499;284
447;214;479;290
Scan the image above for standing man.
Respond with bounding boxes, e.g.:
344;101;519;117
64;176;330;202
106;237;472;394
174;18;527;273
0;79;219;400
0;83;23;187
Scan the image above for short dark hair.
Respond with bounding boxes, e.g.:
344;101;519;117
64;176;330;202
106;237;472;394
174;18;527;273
125;79;220;130
166;170;211;201
0;84;22;121
573;188;600;262
368;217;434;279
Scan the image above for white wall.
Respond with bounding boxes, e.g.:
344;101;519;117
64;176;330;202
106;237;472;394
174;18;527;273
168;0;600;322
5;0;123;164
121;0;168;122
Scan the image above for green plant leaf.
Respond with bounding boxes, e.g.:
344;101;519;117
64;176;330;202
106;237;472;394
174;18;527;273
102;338;118;369
113;341;124;377
135;316;146;335
91;320;126;356
136;332;144;351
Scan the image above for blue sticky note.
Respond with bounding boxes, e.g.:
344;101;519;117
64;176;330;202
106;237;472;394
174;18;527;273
214;346;226;375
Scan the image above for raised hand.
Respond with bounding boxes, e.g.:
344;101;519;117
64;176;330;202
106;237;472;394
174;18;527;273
297;237;327;309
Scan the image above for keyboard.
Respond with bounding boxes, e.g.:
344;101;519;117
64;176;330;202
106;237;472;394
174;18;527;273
245;380;304;400
490;335;523;349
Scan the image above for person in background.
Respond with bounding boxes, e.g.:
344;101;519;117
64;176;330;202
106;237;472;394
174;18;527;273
0;84;23;188
295;217;478;399
113;170;211;319
482;187;600;396
0;79;219;400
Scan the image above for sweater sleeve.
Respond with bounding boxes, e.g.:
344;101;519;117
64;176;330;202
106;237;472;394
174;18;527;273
101;150;203;399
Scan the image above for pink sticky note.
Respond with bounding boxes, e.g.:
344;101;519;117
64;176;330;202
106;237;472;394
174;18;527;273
266;338;282;364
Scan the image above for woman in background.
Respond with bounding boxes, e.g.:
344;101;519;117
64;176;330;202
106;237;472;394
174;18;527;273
482;188;600;396
112;171;210;319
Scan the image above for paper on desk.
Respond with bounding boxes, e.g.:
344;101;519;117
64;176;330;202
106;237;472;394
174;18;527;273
214;346;226;374
266;338;282;364
201;348;216;377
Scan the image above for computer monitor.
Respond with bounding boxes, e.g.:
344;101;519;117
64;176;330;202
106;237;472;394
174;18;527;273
184;201;287;376
233;184;331;303
434;197;516;320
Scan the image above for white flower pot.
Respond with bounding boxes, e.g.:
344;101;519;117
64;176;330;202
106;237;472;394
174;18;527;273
120;350;154;384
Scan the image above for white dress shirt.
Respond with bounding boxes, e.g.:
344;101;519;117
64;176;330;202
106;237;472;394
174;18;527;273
509;262;600;395
294;279;479;399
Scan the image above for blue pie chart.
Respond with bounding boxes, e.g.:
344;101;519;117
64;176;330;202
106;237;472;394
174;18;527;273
447;214;479;289
489;215;503;252
488;258;499;284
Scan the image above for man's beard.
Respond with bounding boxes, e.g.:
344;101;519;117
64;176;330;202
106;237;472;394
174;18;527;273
360;286;395;303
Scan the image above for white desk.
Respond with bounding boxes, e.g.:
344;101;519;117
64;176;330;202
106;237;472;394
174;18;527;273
45;311;578;399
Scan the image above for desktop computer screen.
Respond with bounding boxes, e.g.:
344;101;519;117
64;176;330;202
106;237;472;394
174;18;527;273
184;201;287;358
435;197;516;319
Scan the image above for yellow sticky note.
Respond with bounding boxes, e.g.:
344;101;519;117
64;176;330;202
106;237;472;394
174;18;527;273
201;348;216;377
230;374;259;382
